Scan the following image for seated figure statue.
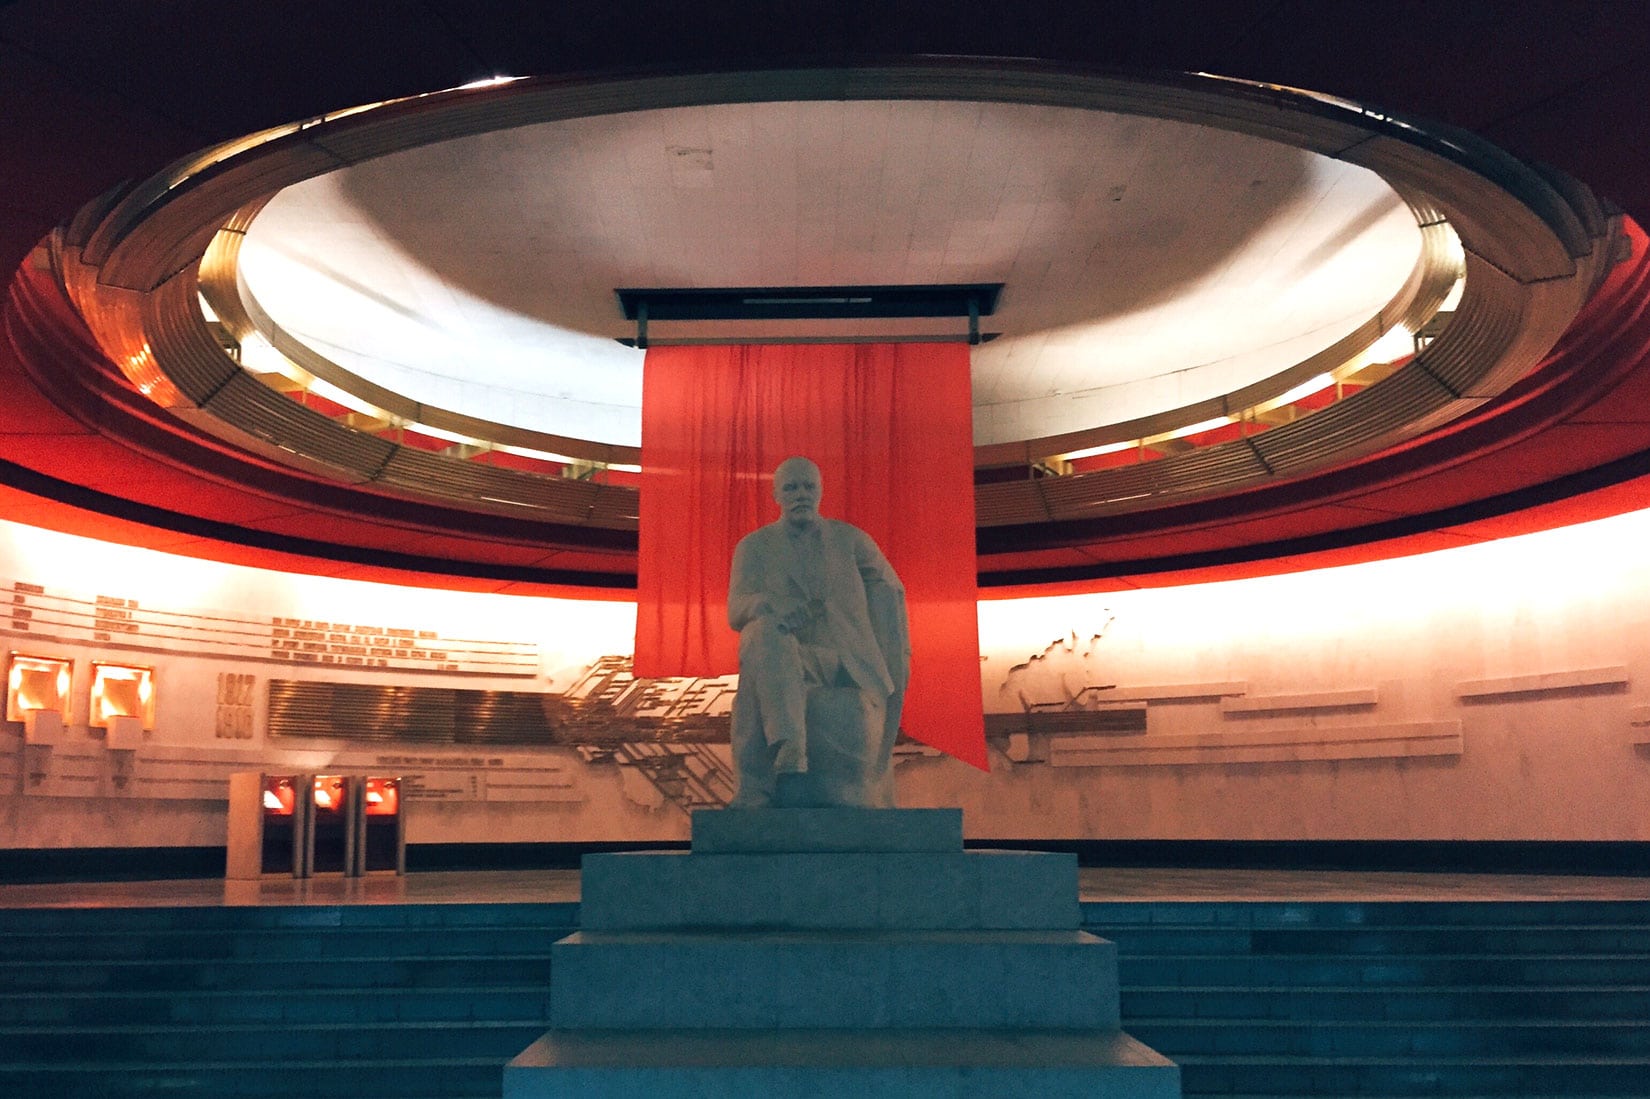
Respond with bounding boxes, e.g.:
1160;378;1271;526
727;456;910;808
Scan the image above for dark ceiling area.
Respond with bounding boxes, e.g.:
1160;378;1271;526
2;2;1649;595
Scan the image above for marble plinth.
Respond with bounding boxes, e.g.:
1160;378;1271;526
507;1029;1178;1099
506;808;1180;1097
691;806;962;853
552;929;1118;1029
579;850;1079;930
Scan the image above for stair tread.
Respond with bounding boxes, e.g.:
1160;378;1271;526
0;921;572;930
1130;1017;1650;1028
0;1018;544;1035
1174;1051;1650;1064
5;898;1647;1098
0;983;554;999
0;1054;514;1070
1098;924;1650;932
1122;943;1650;957
1126;982;1650;991
0;951;559;965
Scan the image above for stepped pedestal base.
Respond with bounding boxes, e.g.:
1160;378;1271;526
506;808;1180;1097
691;807;963;853
507;1029;1178;1098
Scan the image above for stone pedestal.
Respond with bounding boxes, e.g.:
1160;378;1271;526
506;808;1180;1098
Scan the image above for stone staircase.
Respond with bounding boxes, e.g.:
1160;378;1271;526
509;810;1176;1095
1091;898;1650;1097
0;902;577;1098
0;894;1644;1096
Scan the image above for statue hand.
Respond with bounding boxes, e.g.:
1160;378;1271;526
770;596;818;634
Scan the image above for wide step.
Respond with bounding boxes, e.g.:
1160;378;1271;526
0;954;558;993
552;928;1120;1029
0;1019;547;1063
1118;951;1650;986
0;984;555;1026
1123;983;1650;1022
0;895;1642;1097
0;1056;513;1099
1128;1018;1650;1057
1175;1052;1650;1096
0;926;568;961
506;1027;1179;1099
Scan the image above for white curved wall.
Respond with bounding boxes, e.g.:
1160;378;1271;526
2;502;1648;850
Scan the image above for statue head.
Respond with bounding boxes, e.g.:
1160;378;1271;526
772;456;822;528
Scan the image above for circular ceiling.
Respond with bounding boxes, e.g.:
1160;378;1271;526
239;99;1421;448
15;59;1619;592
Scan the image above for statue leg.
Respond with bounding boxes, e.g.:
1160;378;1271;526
728;695;776;809
865;683;905;808
737;618;810;773
796;686;885;807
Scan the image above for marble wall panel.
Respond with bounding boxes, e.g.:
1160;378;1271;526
3;502;1650;847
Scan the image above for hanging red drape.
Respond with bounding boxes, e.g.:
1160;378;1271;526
635;341;986;770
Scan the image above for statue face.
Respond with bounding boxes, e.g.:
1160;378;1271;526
773;459;822;526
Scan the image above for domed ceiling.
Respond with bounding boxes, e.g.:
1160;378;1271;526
2;27;1646;594
239;99;1420;448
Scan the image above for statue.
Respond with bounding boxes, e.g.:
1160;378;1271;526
727;456;910;808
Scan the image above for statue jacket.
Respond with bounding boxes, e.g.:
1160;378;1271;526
727;518;910;699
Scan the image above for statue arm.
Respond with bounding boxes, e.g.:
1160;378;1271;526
727;536;768;631
854;530;911;691
731;529;817;633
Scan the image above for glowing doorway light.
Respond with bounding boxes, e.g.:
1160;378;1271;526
1059;440;1137;462
1151;416;1235;443
5;654;73;722
401;421;487;448
1365;324;1416;364
89;662;156;729
305;377;392;419
495;442;578;464
313;775;345;810
238;331;296;376
1254;373;1337;414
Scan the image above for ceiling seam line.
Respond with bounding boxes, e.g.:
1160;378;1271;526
300;135;360;170
1462;244;1576;288
1411;357;1462;400
1243;436;1275;476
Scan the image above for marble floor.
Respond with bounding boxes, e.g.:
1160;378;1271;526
0;865;1647;909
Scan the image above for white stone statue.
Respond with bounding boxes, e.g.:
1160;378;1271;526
727;456;910;808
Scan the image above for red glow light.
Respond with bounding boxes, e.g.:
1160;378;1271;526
313;776;344;810
262;777;296;816
364;777;399;816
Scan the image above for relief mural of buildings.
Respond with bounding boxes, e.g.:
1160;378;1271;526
266;654;742;812
263;616;1144;815
982;618;1149;753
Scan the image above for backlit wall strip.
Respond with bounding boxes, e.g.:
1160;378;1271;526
3;577;538;675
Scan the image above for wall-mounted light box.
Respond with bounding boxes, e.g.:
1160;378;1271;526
90;661;154;750
6;652;73;744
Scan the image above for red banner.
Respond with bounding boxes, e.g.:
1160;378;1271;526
636;342;986;770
